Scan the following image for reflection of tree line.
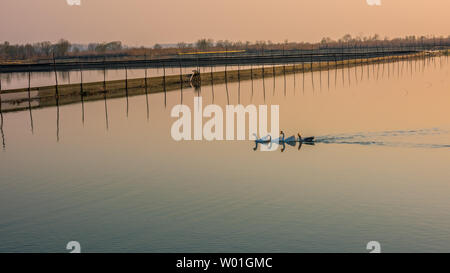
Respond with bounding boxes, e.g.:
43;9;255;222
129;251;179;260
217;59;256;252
0;52;447;149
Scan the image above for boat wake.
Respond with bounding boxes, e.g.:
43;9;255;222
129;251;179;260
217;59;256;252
315;128;450;149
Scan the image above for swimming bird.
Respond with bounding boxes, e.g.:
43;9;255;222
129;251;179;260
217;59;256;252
270;131;285;144
297;133;315;143
280;131;285;142
284;134;297;144
253;134;271;144
253;134;272;151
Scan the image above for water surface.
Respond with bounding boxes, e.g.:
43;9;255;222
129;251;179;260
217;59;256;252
0;56;449;252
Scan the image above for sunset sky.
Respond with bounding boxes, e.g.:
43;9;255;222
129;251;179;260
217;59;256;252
1;0;449;46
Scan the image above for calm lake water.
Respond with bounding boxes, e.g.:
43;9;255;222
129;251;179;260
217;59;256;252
1;56;449;252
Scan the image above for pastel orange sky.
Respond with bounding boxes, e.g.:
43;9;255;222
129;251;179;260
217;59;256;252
1;0;449;46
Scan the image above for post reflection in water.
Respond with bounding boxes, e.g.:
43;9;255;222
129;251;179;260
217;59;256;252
0;76;3;149
145;59;150;122
319;62;322;92
292;61;296;95
302;61;305;94
0;112;4;150
163;63;167;108
56;96;60;143
80;68;85;126
327;59;330;91
347;59;351;87
210;61;215;104
125;66;129;117
104;92;109;131
262;63;266;102
250;64;254;99
238;64;241;104
310;56;315;92
283;63;287;96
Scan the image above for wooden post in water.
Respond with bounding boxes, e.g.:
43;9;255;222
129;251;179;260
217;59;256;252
0;71;3;149
319;56;323;91
179;56;183;104
261;46;265;101
144;54;148;92
210;59;214;86
341;44;346;86
80;68;85;125
163;63;167;107
302;49;305;93
125;65;129;116
104;92;109;131
326;45;330;91
272;53;276;95
261;62;265;102
53;52;59;97
0;68;4;150
224;48;230;104
310;51;314;91
56;95;60;142
80;67;84;93
224;48;228;88
334;53;338;88
250;64;254;98
210;59;214;103
103;57;107;92
125;65;128;92
347;44;351;87
271;53;276;77
293;59;296;94
0;73;2;114
28;70;34;134
145;53;150;121
283;64;287;96
238;63;241;104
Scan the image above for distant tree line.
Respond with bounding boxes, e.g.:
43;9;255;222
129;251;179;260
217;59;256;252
1;34;449;61
0;39;71;60
187;35;450;52
0;39;124;61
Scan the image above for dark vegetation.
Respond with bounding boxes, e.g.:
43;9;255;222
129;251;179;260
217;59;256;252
1;34;449;62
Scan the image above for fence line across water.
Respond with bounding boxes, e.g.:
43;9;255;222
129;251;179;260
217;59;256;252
0;52;448;150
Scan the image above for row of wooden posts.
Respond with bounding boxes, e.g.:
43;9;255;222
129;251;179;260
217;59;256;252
0;49;445;114
0;51;447;150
